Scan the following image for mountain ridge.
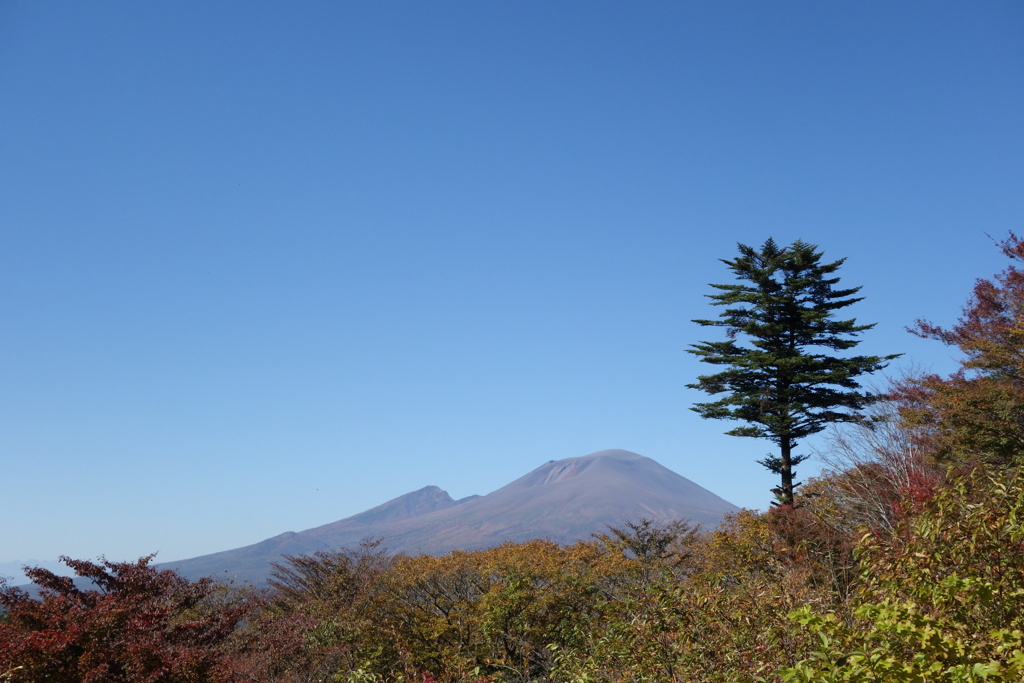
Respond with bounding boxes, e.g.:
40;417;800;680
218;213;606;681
163;449;740;585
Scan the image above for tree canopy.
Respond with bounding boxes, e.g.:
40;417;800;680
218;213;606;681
895;233;1024;465
689;238;899;505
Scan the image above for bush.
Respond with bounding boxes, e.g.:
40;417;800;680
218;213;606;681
0;556;255;683
782;468;1024;682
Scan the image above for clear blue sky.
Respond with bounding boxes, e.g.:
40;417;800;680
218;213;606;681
2;2;1022;569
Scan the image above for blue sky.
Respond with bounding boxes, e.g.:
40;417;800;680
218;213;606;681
2;2;1022;569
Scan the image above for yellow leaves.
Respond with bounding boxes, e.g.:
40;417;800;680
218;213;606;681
245;469;1024;682
346;539;638;681
0;667;24;682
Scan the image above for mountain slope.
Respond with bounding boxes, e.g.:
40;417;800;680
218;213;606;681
164;449;740;584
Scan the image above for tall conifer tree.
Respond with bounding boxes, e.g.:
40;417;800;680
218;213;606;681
688;238;899;505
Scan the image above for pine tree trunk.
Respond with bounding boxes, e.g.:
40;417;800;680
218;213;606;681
779;437;794;506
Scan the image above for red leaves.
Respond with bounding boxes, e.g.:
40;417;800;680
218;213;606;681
895;233;1024;465
0;556;256;683
911;233;1024;372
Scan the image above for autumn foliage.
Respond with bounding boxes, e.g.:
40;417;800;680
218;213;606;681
895;233;1024;465
0;556;256;683
6;235;1024;681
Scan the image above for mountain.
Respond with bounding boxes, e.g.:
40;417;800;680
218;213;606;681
163;449;740;585
0;559;76;586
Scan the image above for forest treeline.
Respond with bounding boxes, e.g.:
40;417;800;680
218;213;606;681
6;235;1024;682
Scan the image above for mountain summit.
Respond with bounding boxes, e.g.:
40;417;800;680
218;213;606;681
165;450;739;584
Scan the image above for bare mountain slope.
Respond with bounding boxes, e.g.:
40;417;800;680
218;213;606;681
164;450;740;584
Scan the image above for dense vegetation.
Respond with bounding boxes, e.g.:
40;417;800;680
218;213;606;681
5;234;1024;682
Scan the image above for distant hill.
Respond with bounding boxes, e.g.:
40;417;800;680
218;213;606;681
0;559;76;586
163;449;740;585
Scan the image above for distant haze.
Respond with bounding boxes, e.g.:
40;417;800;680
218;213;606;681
0;560;76;587
164;449;740;585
